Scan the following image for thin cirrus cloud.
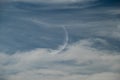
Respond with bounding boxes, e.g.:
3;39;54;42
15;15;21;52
7;0;97;4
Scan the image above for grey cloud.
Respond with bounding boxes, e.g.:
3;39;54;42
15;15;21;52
0;39;120;80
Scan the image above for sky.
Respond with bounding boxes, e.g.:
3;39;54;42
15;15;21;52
0;0;120;80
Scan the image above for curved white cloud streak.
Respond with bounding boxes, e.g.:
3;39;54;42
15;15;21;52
51;26;69;54
21;18;69;54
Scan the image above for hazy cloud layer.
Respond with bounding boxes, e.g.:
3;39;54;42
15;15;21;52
0;39;120;80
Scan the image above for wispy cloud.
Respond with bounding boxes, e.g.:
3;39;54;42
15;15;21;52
9;0;97;4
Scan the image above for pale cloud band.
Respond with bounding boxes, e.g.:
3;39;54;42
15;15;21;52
2;0;97;4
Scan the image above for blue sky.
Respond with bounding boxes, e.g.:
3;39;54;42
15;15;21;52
0;0;120;80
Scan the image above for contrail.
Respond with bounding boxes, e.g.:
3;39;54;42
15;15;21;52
21;18;69;54
62;26;69;50
51;25;69;54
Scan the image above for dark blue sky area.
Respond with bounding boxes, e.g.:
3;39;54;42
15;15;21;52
0;0;120;53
